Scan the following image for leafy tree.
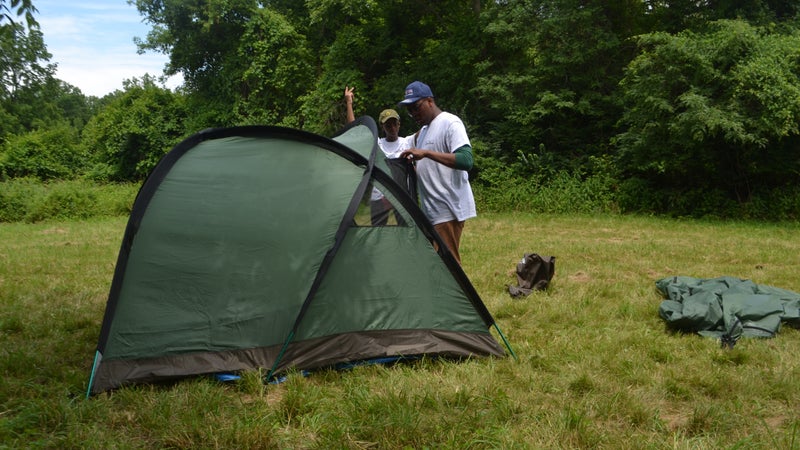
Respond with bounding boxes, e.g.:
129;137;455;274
81;76;188;181
0;78;95;181
288;1;407;133
131;0;260;127
394;1;485;118
475;0;646;169
0;0;96;182
616;20;800;205
6;77;95;132
1;0;793;219
0;0;55;141
233;7;314;127
0;0;48;93
132;0;490;134
643;0;800;33
296;0;488;134
0;0;37;26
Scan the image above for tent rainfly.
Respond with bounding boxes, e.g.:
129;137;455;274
87;117;510;395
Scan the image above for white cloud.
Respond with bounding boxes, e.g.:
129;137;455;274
35;0;182;97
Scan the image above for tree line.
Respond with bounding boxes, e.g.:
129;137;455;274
2;0;800;219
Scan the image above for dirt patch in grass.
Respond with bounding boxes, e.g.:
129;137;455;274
569;271;591;283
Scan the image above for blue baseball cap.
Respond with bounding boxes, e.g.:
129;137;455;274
399;81;434;105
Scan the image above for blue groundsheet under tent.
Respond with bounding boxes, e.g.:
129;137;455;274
657;276;800;347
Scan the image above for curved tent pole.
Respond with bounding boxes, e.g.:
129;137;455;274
266;117;379;382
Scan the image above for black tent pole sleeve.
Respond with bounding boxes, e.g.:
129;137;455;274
266;128;379;381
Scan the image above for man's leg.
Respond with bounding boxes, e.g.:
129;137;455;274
433;220;465;264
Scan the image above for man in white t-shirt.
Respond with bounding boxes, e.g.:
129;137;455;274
398;81;476;264
344;87;413;225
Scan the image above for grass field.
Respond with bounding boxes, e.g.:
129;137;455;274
2;213;800;448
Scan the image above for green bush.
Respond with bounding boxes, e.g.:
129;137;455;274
666;188;740;219
616;177;800;220
81;77;188;182
98;182;140;217
2;167;798;223
0;179;138;223
0;126;86;180
741;185;800;221
616;177;666;214
25;184;98;222
531;170;618;214
473;151;619;215
0;177;42;222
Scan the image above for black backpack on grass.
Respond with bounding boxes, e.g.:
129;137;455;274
508;253;556;298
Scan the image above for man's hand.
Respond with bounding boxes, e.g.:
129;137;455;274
400;148;426;161
344;86;354;105
344;86;355;123
400;148;458;168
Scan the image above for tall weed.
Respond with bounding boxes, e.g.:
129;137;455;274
473;168;618;214
0;179;138;223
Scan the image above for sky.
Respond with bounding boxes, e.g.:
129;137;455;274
34;0;182;97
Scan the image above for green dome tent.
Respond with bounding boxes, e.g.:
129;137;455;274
87;117;510;395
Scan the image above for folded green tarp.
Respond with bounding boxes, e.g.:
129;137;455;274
657;276;800;343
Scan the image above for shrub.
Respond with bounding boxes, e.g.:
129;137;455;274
740;185;800;221
25;184;98;222
81;77;188;182
616;177;666;214
0;179;138;223
472;151;619;214
0;126;86;180
0;177;42;222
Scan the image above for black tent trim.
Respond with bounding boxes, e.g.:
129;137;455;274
267;118;380;380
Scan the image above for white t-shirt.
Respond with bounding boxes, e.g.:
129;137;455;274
413;112;476;224
371;136;413;201
379;136;412;159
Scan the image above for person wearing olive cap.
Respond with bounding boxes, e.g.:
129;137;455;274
398;81;475;265
344;86;414;225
